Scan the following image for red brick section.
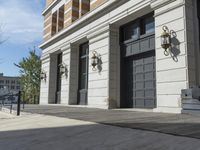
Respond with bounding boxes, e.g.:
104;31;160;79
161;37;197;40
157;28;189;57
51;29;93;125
43;11;52;41
64;0;79;28
51;11;57;36
43;0;109;42
90;0;108;10
58;5;65;32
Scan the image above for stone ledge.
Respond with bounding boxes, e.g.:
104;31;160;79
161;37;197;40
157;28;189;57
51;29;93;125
150;0;176;9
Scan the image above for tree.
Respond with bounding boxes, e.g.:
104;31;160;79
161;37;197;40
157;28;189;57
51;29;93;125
15;49;41;104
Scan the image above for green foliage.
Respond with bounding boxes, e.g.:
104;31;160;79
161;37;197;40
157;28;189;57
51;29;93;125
15;48;41;104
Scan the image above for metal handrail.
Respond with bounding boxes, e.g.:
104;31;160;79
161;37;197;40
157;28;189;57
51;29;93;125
0;92;15;114
0;91;24;115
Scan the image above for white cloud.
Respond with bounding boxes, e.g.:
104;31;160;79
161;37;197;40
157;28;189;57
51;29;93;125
0;0;44;44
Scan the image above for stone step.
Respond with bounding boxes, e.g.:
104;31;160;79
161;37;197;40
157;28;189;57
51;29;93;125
182;99;200;110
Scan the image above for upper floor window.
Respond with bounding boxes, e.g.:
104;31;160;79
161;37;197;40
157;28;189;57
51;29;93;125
58;5;64;32
123;23;139;41
121;13;155;42
79;0;90;17
0;80;4;84
51;11;57;36
6;80;9;84
51;5;65;36
11;80;15;84
141;16;155;35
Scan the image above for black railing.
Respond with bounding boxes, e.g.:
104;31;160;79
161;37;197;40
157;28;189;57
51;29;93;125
0;91;24;116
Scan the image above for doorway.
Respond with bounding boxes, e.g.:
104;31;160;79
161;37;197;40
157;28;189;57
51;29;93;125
77;42;89;105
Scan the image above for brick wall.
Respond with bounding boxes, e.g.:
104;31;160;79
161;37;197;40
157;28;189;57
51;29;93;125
64;0;79;28
43;0;109;42
79;0;90;17
90;0;108;10
43;11;52;41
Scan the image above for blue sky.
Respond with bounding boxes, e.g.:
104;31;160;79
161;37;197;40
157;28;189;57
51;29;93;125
0;0;45;76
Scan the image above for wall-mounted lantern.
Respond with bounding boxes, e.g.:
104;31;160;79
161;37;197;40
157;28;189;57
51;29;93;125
59;63;68;77
91;51;99;71
40;71;47;81
161;26;171;56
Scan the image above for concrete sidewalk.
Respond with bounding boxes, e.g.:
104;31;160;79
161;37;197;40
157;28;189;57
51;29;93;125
1;111;200;150
16;104;200;139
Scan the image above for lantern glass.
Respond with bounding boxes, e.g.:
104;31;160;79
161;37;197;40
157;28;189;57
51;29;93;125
60;65;65;74
91;53;98;67
40;72;46;80
161;33;170;49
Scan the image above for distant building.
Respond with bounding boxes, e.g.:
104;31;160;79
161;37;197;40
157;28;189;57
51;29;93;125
0;73;21;96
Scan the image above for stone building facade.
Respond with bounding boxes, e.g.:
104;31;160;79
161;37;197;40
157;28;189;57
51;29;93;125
40;0;200;113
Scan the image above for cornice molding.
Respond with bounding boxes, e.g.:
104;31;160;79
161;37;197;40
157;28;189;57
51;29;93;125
43;0;60;15
150;0;176;10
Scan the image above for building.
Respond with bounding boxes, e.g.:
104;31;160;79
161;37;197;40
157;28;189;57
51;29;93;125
0;73;21;102
39;0;200;113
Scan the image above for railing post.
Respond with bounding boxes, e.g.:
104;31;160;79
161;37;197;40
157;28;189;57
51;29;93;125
23;91;25;109
10;104;12;114
17;91;21;116
0;101;2;111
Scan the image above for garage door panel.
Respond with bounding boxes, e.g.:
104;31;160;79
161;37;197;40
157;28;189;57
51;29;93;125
145;81;154;89
145;90;155;97
135;90;144;97
136;74;144;81
135;99;145;107
144;64;154;72
145;72;154;80
123;50;156;108
135;82;144;89
144;99;155;108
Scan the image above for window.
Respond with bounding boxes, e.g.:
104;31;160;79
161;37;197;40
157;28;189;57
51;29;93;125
0;80;4;84
6;80;9;84
123;23;139;41
58;5;64;32
121;13;155;42
11;80;15;84
11;86;15;89
141;16;155;35
51;11;57;36
16;86;20;90
0;85;3;89
79;0;90;17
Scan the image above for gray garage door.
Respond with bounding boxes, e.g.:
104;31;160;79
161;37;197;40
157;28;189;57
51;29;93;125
121;34;156;108
120;13;156;108
123;50;156;108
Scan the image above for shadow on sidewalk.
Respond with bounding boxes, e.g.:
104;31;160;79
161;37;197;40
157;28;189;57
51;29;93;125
1;123;200;150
